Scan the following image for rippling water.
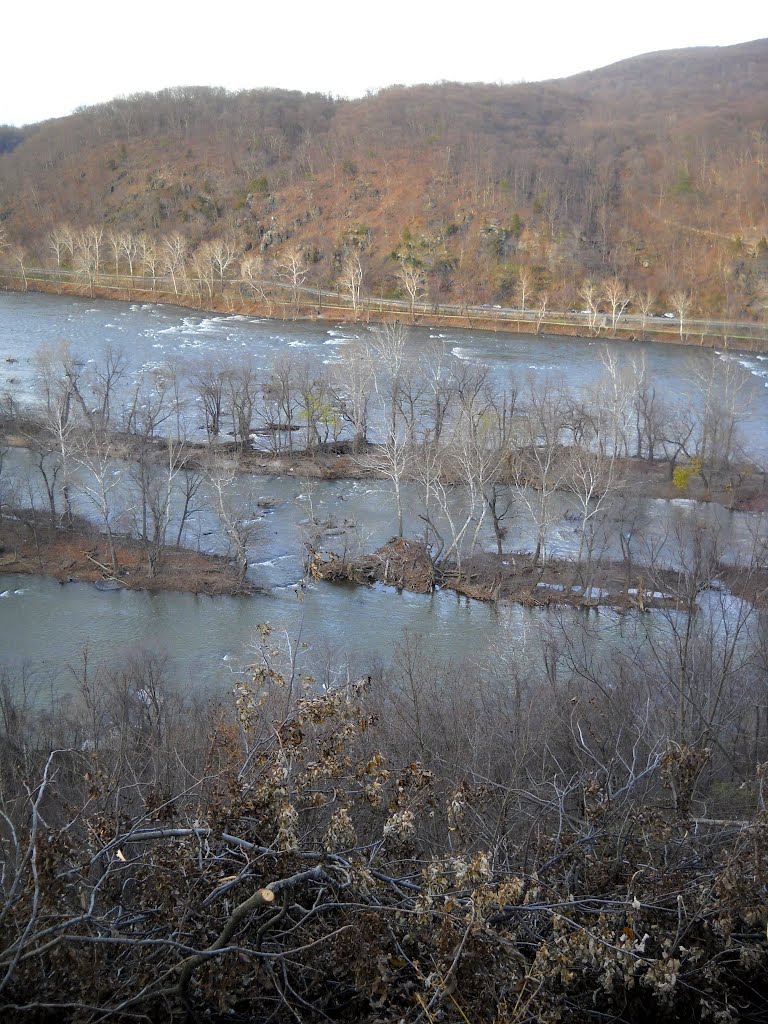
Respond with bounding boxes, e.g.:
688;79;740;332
2;291;767;455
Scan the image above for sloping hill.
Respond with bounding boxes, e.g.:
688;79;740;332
1;39;766;316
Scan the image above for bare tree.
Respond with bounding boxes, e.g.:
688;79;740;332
191;363;225;440
72;428;124;574
636;288;655;335
510;377;569;565
396;258;426;320
107;229;123;277
161;232;188;296
276;246;307;317
564;444;621;593
133;438;193;577
517;265;532;311
224;359;260;451
240;252;268;307
207;236;238;292
534;292;549;334
340;251;364;314
631;360;664;460
579;278;602;334
372;425;412;539
659;398;697;481
119;230;139;289
48;223;75;274
8;246;28;291
419;342;454;444
89;344;127;427
204;456;258;587
32;345;84;522
123;366;175;440
367;320;409;441
175;462;204;548
296;359;340;454
190;242;216;303
669;289;692;341
262;355;300;454
137;233;159;291
440;415;503;576
330;343;373;454
74;226;103;297
34;341;94;431
692;353;749;487
602;277;631;332
641;518;757;747
595;351;643;458
21;415;66;524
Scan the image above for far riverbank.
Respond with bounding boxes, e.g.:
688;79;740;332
3;274;767;353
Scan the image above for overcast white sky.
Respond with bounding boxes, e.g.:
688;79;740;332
3;0;766;126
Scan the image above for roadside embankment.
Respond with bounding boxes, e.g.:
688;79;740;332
3;275;767;352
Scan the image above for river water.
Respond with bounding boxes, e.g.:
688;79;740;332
0;292;766;701
2;291;768;452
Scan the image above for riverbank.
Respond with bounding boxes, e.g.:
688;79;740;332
3;274;768;352
0;510;254;596
312;537;768;610
232;438;768;510
3;420;766;513
3;510;765;611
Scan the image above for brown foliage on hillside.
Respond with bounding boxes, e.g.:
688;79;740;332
1;39;768;316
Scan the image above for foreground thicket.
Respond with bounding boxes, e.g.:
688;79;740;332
1;629;768;1023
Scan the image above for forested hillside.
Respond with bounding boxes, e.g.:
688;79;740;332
1;38;767;317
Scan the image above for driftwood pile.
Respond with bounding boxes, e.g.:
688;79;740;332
312;537;435;593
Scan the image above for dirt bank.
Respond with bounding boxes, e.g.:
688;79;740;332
312;537;768;610
0;510;253;596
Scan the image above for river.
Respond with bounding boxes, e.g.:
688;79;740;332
0;292;766;700
2;292;768;454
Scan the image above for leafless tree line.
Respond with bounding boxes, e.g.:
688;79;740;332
0;222;706;336
0;327;758;590
5;224;355;316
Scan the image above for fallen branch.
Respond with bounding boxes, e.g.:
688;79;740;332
84;551;127;584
